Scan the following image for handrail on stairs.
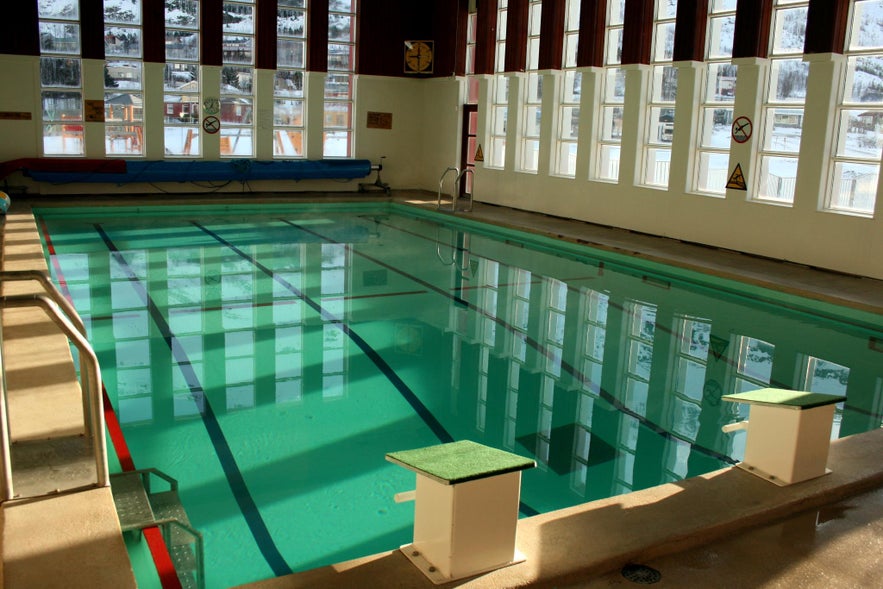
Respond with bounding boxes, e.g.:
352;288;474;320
0;270;92;435
0;287;109;502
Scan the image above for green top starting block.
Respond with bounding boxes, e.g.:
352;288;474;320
722;388;845;410
386;440;535;485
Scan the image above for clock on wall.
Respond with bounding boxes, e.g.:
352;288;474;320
404;40;434;74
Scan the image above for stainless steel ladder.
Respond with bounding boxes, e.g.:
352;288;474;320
437;166;475;212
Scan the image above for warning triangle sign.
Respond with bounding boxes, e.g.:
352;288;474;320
726;163;747;190
474;144;484;162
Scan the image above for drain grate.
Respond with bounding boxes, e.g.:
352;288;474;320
621;563;662;584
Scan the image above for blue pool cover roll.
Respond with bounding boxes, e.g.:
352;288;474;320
24;159;374;184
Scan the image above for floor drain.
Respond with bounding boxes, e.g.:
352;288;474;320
621;563;662;584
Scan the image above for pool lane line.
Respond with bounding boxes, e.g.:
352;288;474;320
92;223;293;579
191;221;455;446
85;288;431;323
282;217;737;467
38;218;183;589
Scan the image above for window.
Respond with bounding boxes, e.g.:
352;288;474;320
221;0;255;158
518;0;543;173
694;0;738;195
594;0;625;181
520;74;542;172
39;0;84;156
274;0;307;158
495;0;508;74
323;0;357;157
554;0;582;177
827;0;883;215
641;0;679;188
756;0;810;204
164;0;200;157
104;0;143;156
465;5;479;104
489;78;509;169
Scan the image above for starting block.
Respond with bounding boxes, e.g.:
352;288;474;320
386;440;535;584
722;388;845;486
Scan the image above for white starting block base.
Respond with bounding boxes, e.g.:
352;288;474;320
735;462;833;487
400;544;526;585
386;441;535;584
723;389;844;486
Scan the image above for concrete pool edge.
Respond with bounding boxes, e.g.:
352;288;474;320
236;427;883;589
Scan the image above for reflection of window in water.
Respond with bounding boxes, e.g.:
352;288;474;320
670;316;712;443
734;336;775;395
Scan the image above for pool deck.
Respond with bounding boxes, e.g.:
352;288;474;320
2;191;882;588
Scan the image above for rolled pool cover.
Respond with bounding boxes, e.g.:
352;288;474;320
22;159;374;184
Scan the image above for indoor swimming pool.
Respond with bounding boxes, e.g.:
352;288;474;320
35;202;883;589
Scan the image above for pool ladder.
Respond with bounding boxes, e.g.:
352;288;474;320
0;269;109;502
437;166;474;212
110;468;205;589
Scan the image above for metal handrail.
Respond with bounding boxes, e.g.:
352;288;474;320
437;166;460;211
0;270;92;435
456;168;475;212
0;294;109;501
0;270;87;335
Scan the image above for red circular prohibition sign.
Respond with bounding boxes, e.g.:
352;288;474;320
203;116;221;134
731;116;752;143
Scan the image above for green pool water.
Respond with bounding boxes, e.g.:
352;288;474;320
36;203;883;589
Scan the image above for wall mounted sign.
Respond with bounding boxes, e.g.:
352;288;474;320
367;111;393;129
202;116;220;134
731;116;753;143
474;144;484;162
84;100;105;122
727;163;747;190
0;111;32;120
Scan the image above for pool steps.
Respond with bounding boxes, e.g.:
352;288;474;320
110;468;204;589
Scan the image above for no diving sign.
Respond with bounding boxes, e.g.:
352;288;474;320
203;116;221;134
731;116;752;143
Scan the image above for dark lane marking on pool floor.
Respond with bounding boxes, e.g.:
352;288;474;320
93;223;293;578
85;289;431;323
283;217;736;467
192;221;455;446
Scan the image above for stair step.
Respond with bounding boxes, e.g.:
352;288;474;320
110;472;155;532
110;470;204;589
